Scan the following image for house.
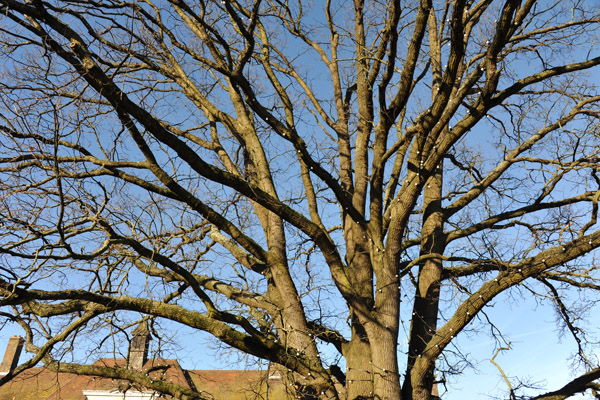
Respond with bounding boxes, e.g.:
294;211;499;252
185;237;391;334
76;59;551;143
0;326;287;400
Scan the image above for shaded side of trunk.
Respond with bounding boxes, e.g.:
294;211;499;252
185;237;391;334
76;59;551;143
402;163;445;400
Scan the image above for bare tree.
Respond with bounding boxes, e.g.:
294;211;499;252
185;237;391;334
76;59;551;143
0;0;599;399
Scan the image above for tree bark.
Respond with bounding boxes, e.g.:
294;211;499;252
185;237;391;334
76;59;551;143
403;161;445;400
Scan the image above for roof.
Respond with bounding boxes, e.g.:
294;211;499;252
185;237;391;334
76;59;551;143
0;367;116;400
188;370;274;399
0;360;286;400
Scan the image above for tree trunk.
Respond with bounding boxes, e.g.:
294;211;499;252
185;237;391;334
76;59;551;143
345;319;373;400
368;246;401;399
370;324;401;400
344;218;375;399
403;162;445;400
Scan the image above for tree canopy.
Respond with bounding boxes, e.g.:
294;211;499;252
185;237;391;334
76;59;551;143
1;0;600;399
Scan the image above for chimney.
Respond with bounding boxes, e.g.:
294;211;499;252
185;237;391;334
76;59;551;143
127;321;151;370
0;336;24;375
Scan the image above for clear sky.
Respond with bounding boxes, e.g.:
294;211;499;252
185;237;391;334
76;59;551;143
441;289;598;399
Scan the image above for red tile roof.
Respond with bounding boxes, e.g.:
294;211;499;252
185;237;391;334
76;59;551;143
0;360;285;400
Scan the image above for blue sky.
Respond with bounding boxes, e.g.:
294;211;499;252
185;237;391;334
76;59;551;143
441;289;599;399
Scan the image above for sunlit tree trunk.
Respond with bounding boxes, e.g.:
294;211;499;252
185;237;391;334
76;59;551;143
344;218;375;399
